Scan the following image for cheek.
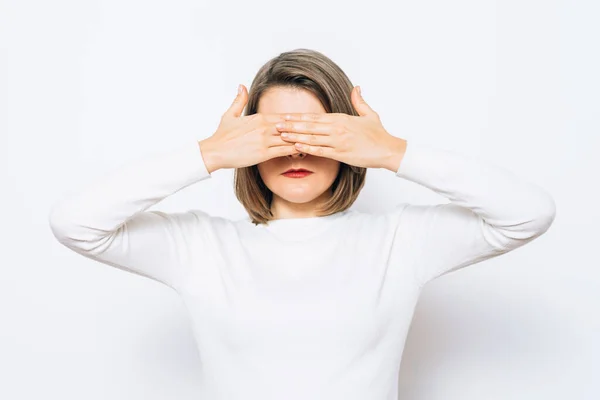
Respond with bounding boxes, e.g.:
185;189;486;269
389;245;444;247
312;161;341;185
257;159;280;180
324;161;341;177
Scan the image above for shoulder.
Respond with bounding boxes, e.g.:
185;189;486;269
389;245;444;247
185;209;238;228
348;204;411;221
186;210;262;239
339;205;411;233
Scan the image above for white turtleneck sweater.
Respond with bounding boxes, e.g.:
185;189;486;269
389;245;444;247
48;139;556;400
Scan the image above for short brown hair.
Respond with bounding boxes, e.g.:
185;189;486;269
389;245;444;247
234;48;367;225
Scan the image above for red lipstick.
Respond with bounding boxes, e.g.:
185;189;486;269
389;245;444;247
282;168;313;178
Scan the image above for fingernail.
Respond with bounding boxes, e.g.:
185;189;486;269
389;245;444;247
237;84;242;94
357;86;362;96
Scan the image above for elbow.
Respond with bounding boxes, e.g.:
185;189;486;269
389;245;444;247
48;204;71;244
48;204;117;255
534;192;557;234
48;207;100;254
521;186;557;235
484;193;556;251
48;202;83;247
515;192;556;245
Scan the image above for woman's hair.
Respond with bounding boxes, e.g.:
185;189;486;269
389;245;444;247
234;48;367;225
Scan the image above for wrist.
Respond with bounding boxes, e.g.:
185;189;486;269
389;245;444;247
198;138;221;174
383;136;408;173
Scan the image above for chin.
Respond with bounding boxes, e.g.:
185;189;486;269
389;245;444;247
259;170;338;205
273;187;325;204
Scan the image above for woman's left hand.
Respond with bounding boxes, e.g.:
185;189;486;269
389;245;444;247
275;86;407;171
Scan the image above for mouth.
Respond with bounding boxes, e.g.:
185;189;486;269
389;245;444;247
281;168;313;178
282;168;313;174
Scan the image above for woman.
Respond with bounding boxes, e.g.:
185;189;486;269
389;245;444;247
49;48;556;399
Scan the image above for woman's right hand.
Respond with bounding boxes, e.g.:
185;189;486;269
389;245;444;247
198;84;300;173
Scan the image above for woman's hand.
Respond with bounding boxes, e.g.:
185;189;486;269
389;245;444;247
199;84;301;173
274;86;407;171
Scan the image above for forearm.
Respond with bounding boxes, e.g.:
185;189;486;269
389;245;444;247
50;140;211;242
394;140;556;247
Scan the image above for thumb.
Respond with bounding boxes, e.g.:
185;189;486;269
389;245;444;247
224;84;248;118
351;86;376;117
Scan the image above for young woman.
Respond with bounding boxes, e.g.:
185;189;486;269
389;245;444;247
49;48;556;399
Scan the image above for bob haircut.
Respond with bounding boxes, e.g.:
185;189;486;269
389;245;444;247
234;48;367;225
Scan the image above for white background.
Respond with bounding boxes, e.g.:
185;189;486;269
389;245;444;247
1;0;598;399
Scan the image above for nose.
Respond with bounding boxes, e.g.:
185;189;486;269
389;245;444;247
287;152;306;159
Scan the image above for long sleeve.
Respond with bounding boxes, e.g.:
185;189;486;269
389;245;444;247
392;140;556;287
48;140;212;292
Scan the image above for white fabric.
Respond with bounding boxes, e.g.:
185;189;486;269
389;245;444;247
49;139;556;400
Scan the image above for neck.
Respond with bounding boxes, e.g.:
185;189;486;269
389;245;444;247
270;190;332;220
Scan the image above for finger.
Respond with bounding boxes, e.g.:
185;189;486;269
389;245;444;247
293;142;335;158
264;123;287;138
241;113;292;130
279;132;334;147
266;131;294;147
275;120;334;135
351;86;377;118
223;84;248;118
265;126;301;146
267;144;302;157
281;112;341;123
260;113;296;123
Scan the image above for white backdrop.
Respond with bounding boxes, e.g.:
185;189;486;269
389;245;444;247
1;0;597;399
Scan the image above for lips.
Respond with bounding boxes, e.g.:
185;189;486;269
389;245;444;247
282;168;312;174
